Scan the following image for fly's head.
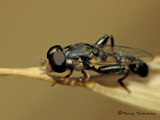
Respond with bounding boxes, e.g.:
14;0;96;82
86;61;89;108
47;45;66;73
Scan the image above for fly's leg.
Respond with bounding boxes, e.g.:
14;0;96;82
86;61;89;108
95;34;114;50
117;69;130;93
81;70;90;81
51;69;73;86
92;64;131;93
61;69;73;80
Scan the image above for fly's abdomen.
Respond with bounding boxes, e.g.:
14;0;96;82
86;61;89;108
129;62;148;77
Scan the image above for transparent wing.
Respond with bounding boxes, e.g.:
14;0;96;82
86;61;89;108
90;45;154;66
104;45;153;62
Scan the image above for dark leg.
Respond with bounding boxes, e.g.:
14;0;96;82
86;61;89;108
117;70;131;93
51;69;73;86
61;69;73;80
92;64;131;93
81;70;89;81
95;34;114;50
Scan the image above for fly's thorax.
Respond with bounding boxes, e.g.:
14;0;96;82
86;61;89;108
66;58;84;71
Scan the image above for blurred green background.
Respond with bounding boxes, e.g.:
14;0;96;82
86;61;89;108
0;0;160;120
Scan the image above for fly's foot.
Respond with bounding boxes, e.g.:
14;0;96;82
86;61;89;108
60;77;66;81
60;69;73;81
118;79;131;93
51;80;57;86
117;69;131;93
78;70;90;82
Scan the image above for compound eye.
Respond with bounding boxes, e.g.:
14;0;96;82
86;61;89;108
47;45;63;58
47;45;66;73
53;51;66;66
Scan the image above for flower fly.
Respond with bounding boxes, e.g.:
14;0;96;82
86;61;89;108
45;34;153;92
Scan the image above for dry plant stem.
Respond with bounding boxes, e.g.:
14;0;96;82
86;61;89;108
0;56;160;113
0;67;85;86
